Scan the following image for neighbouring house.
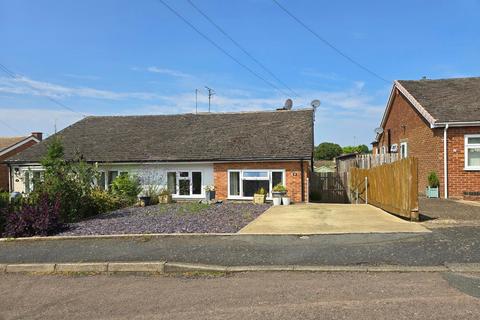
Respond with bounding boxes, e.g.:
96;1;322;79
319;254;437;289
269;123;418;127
4;109;314;202
0;132;42;191
372;77;480;200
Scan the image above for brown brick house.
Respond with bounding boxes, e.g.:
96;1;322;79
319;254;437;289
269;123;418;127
372;77;480;200
0;133;42;191
6;109;313;202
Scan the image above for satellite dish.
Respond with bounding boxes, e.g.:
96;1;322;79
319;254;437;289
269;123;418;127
311;99;321;109
374;127;384;134
284;99;293;110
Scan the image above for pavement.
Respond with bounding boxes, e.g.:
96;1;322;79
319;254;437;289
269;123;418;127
239;203;429;234
1;272;479;319
1;226;479;266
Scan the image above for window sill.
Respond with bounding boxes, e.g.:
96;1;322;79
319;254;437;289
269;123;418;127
172;195;205;199
464;168;480;171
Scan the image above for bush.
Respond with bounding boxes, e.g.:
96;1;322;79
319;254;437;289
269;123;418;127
111;173;142;205
4;194;61;237
0;192;9;209
90;189;126;214
428;171;440;188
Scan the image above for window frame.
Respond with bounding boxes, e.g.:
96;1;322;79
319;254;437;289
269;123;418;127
464;134;480;170
227;169;286;200
400;142;408;159
166;170;204;198
22;168;44;194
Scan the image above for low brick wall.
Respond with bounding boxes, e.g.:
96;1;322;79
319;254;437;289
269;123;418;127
213;161;310;203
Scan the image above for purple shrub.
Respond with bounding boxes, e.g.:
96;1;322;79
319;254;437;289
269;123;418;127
4;194;61;237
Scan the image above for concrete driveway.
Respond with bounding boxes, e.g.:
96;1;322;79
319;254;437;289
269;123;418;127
239;203;429;234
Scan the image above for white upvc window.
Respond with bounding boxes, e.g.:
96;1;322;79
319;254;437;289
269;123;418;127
96;170;128;190
166;170;203;197
381;146;386;155
400;142;408;159
390;144;398;153
465;135;480;170
23;169;44;193
227;169;285;200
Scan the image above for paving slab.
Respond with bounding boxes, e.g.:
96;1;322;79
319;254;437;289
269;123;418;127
239;203;429;234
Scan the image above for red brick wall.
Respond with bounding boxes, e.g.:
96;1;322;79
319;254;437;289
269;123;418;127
377;90;444;196
445;127;480;199
213;161;310;203
0;139;38;191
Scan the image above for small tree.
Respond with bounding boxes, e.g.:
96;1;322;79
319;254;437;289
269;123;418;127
110;173;142;205
31;138;98;222
314;142;342;160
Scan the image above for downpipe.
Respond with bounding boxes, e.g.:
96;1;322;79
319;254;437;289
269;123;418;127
444;124;449;199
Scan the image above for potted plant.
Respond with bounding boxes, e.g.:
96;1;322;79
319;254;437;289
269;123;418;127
426;171;439;198
204;185;215;201
159;188;173;204
272;184;287;197
272;184;286;205
253;187;266;204
138;194;151;207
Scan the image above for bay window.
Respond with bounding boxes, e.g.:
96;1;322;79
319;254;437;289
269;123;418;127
167;171;203;197
228;169;285;199
465;135;480;170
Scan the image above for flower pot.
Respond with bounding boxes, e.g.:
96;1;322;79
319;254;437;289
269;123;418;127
272;197;282;206
282;197;291;205
159;194;173;204
272;191;286;198
253;193;266;204
426;187;439;198
139;196;151;207
206;190;216;201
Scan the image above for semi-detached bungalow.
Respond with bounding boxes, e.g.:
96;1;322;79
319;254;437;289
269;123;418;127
372;77;480;200
4;108;314;202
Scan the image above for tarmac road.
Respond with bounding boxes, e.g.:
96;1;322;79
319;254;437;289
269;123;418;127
0;226;479;266
0;272;479;319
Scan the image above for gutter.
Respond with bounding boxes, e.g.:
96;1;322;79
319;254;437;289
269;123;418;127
432;121;480;128
443;124;449;199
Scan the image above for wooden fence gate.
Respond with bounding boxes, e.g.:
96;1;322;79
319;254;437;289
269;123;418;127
309;172;349;203
349;157;419;220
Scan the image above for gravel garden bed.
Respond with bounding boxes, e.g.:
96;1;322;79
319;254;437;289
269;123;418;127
58;202;271;235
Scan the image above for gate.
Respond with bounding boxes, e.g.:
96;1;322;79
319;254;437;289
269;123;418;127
309;172;349;203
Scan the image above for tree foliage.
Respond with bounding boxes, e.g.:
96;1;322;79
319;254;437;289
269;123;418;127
314;142;343;160
342;144;370;154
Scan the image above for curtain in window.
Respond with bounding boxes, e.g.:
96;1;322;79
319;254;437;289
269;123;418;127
167;172;177;194
229;171;240;196
468;148;480;166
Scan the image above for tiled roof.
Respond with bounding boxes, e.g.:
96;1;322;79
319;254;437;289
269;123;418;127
398;77;480;123
7;109;314;163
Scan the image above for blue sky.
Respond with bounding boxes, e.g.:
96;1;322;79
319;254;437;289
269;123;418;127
1;0;479;146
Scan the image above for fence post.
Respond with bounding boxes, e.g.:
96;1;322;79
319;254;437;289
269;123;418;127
365;176;368;204
306;177;309;203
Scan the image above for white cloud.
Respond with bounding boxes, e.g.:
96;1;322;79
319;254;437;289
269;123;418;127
146;66;192;78
132;66;193;78
0;76;159;100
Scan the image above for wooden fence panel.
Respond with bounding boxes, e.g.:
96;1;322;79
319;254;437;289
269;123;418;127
349;157;419;220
